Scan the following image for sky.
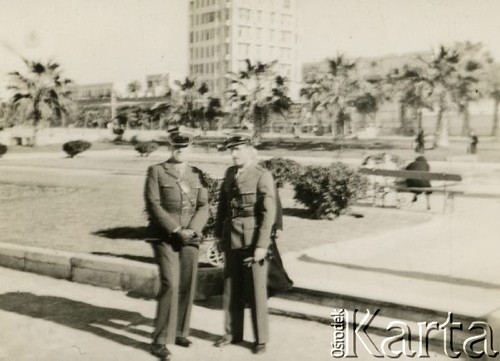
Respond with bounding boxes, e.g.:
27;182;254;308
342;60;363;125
1;0;499;89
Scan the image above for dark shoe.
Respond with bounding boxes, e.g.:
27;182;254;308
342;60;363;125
214;336;232;348
175;336;192;348
214;336;242;348
150;343;171;358
252;343;266;354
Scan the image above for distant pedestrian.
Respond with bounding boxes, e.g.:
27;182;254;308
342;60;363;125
415;129;425;154
468;131;479;154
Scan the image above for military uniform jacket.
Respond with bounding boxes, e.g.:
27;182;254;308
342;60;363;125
214;161;276;251
144;161;209;238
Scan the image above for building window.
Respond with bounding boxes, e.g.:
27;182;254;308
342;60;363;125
256;27;261;41
239;8;250;21
189;32;193;43
270;12;275;23
269;29;274;41
284;0;290;8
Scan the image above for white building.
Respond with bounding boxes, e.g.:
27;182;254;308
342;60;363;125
188;0;301;100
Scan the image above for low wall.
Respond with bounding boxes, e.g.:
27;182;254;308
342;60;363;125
0;242;223;301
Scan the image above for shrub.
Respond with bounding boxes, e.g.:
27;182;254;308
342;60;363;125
135;141;159;157
63;140;91;158
198;171;222;239
293;162;368;219
259;157;303;188
0;143;7;158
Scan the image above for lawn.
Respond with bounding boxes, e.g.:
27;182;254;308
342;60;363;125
0;154;432;265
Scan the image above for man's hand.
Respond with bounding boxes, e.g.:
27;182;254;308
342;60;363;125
253;247;268;263
178;229;196;242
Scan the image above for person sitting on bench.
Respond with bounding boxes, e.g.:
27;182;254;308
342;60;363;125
405;156;432;210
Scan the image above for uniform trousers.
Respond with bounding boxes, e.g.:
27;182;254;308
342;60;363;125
151;241;199;345
223;248;269;344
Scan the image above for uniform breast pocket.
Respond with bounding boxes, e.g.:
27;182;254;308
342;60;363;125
159;183;180;203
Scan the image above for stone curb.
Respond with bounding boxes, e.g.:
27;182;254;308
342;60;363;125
0;242;222;301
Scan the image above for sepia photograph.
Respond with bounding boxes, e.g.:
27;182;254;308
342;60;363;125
0;0;500;359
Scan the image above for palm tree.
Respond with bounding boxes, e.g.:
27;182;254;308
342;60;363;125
8;59;73;144
300;55;359;137
486;63;500;137
421;46;460;147
449;42;489;136
387;65;433;134
173;77;209;128
226;59;291;143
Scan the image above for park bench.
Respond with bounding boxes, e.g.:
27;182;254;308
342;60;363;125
358;168;464;213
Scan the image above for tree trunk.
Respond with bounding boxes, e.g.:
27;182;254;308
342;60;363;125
360;113;367;130
399;102;406;132
435;105;449;148
416;107;423;133
461;102;471;136
491;98;500;137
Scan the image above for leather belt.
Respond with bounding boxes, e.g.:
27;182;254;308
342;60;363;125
231;209;254;218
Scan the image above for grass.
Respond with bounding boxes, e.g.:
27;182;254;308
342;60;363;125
0;155;432;263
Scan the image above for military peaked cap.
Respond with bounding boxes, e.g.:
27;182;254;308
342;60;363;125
223;135;252;149
168;132;192;148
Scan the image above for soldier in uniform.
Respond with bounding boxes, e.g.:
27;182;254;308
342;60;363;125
213;135;276;354
144;132;209;359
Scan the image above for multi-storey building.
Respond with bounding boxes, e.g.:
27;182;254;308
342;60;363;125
71;82;113;100
188;0;301;100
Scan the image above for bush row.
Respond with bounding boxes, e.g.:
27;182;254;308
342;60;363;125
0;143;7;158
260;157;368;219
57;140;367;221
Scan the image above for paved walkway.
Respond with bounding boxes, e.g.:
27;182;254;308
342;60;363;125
282;195;500;317
0;267;455;361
